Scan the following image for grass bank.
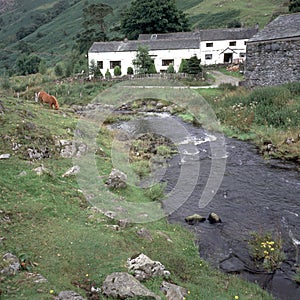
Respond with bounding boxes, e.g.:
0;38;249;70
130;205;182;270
197;82;300;164
0;91;273;299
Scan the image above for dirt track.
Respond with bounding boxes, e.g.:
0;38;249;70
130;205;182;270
209;70;241;87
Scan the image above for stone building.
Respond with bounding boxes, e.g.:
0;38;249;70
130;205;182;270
245;13;300;87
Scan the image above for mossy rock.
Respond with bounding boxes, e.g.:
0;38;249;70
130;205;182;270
185;214;206;225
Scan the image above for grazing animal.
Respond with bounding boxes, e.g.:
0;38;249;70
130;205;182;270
36;91;59;110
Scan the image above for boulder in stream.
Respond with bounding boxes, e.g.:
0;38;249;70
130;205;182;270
208;212;222;224
185;214;206;225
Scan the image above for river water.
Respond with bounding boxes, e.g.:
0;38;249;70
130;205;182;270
114;113;300;300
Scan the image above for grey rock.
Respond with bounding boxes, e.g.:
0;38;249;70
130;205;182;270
0;253;20;276
26;272;48;283
62;165;80;177
0;154;10;159
57;290;86;300
160;281;188;300
137;228;153;241
127;253;170;281
32;164;54;176
106;168;127;189
102;272;160;299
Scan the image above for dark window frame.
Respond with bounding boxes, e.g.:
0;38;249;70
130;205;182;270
110;61;121;69
162;59;174;66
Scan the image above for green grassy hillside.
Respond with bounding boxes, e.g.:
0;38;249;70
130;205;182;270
0;0;289;72
0;76;274;299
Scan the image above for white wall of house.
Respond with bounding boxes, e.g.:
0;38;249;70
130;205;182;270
200;39;247;65
88;38;249;77
89;48;201;76
89;51;137;77
149;48;201;73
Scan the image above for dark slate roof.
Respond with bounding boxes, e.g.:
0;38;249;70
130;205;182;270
248;13;300;43
138;28;257;41
138;32;201;40
89;38;200;53
200;27;258;41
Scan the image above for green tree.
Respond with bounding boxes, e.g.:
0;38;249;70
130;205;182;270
133;46;154;74
289;0;300;12
121;0;190;39
89;59;102;78
187;55;202;75
17;41;34;54
15;54;41;75
148;63;157;74
178;59;189;73
75;3;113;54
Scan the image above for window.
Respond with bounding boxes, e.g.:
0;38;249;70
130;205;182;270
97;61;103;69
205;54;212;60
239;52;246;58
206;42;213;47
162;59;174;66
229;41;236;46
110;61;121;69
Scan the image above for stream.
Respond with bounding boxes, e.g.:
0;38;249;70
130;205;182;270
113;113;300;300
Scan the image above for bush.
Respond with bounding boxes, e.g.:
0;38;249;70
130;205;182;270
105;69;111;79
166;63;175;74
127;66;134;75
114;66;122;76
54;63;64;77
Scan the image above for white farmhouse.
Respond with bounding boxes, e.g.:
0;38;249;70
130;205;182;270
88;27;258;77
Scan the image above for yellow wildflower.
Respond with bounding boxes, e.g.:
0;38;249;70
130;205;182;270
49;290;54;294
234;296;239;299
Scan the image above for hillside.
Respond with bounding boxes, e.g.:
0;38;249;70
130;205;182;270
0;0;289;72
0;76;276;299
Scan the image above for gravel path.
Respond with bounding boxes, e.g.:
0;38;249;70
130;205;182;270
209;70;241;87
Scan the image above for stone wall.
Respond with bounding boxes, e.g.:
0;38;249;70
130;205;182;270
244;39;300;87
